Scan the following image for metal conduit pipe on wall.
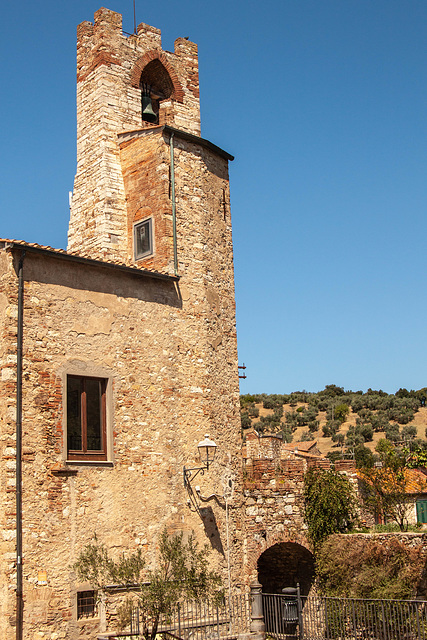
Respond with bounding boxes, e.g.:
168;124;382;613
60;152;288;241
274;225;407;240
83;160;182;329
169;132;178;277
16;251;25;640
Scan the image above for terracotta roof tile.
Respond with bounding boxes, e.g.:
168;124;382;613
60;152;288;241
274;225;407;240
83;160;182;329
283;440;317;452
357;467;427;495
293;451;326;460
0;238;176;280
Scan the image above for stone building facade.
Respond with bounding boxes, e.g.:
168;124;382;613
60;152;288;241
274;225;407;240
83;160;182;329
0;8;242;640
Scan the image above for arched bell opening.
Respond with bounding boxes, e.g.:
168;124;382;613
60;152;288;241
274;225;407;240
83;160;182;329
257;542;315;596
139;59;174;125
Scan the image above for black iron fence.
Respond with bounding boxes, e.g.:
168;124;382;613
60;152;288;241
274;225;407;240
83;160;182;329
99;589;427;640
263;592;427;640
129;594;251;639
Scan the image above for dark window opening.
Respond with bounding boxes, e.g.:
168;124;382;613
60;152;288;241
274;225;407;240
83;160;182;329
77;590;97;619
139;60;174;125
134;218;153;260
67;376;107;461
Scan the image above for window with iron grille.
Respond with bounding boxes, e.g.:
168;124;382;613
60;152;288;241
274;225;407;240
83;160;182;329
67;375;107;461
77;590;97;619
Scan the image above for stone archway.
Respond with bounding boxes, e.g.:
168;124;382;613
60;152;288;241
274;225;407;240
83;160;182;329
257;542;315;596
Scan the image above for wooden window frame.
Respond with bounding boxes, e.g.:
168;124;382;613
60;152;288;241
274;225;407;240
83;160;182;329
67;375;107;461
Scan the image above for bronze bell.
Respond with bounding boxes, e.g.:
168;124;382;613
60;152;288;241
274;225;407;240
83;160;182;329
141;89;157;123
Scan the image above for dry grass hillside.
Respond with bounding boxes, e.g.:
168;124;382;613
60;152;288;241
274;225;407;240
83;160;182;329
248;402;427;456
240;387;427;461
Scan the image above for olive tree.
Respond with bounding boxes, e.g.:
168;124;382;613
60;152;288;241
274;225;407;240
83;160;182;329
74;529;222;639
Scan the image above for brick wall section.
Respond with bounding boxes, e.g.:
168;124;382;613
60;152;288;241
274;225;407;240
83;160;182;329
245;433;283;461
69;8;201;262
118;125;232;278
119;130;171;270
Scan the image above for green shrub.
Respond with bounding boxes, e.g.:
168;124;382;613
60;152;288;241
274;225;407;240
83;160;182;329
323;420;340;437
358;424;374;442
316;535;425;599
354;444;375;468
326;451;342;463
280;426;293;443
240;412;252;429
308;419;320;433
251;421;264;433
351;396;365;413
401;425;417;441
388;406;414;425
332;432;345;446
303;468;357;547
263;398;276;410
385;424;401;442
247;404;259;418
284;411;298;430
345;426;365;447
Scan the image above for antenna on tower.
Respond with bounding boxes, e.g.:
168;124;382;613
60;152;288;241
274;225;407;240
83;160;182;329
133;0;137;34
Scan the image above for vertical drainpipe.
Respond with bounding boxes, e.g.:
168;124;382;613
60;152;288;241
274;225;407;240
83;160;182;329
169;132;178;277
16;251;25;640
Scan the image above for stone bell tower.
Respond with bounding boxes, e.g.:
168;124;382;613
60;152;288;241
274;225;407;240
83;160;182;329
68;7;233;284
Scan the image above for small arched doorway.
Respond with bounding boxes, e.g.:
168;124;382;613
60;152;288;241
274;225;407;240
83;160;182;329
257;542;315;596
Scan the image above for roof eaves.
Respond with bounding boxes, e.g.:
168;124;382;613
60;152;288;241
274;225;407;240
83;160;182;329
117;125;234;161
1;240;179;283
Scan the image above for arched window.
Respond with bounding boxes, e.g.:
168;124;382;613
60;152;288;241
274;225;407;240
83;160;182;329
140;59;174;124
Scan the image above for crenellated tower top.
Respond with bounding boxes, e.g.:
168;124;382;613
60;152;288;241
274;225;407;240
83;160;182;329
75;8;200;135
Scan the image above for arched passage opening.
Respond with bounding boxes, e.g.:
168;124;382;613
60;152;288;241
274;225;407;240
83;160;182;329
257;542;315;596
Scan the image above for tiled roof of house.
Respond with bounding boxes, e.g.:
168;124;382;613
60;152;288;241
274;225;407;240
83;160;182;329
404;468;427;494
358;467;427;495
0;238;178;282
283;440;318;452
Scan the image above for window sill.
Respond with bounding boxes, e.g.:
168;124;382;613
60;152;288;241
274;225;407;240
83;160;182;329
51;461;114;475
66;460;114;468
77;616;100;624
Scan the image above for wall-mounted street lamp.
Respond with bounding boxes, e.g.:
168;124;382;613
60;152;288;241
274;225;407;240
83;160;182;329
183;434;217;488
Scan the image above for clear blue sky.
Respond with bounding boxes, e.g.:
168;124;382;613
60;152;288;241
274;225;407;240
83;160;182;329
1;1;427;395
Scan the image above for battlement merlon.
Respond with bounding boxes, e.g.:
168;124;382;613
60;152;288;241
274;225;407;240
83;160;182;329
78;8;198;52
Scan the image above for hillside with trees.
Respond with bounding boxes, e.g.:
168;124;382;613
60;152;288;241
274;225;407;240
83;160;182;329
240;385;427;467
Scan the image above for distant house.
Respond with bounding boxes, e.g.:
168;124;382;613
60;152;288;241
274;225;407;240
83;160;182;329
358;466;427;527
282;440;322;457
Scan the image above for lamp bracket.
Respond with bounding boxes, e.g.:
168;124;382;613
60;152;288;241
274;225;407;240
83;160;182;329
183;464;208;488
